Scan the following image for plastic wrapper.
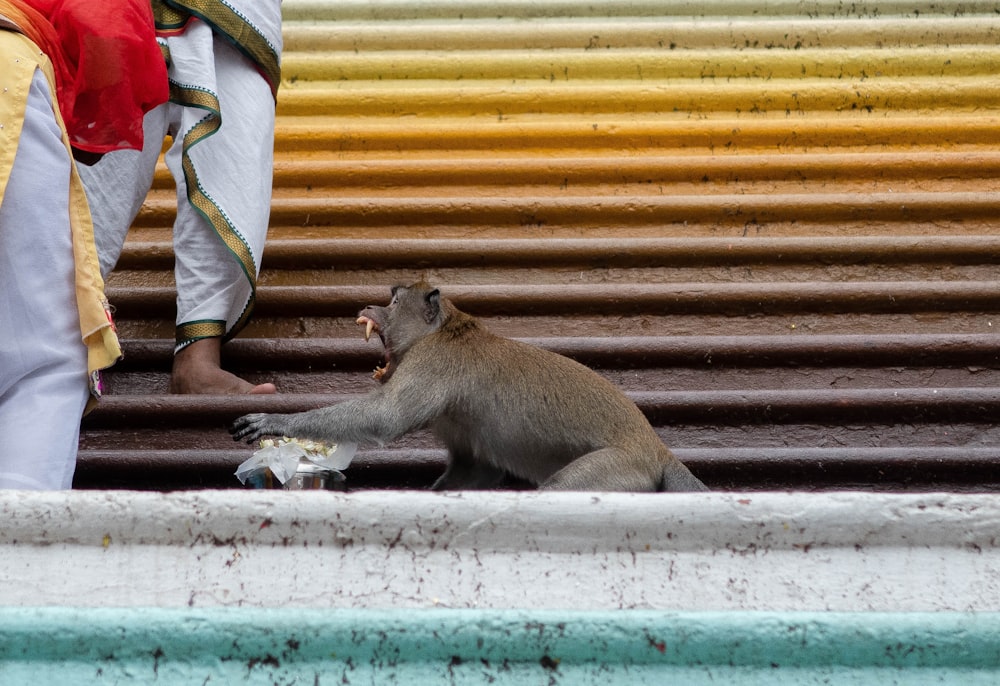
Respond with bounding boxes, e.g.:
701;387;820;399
235;437;358;488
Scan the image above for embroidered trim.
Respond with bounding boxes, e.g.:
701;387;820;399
176;319;227;349
152;0;280;99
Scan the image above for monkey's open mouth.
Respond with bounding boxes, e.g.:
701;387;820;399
356;314;391;381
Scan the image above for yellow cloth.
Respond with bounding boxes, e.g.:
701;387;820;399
0;27;121;401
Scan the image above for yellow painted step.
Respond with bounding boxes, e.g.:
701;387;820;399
283;16;1000;51
269;113;1000;152
283;46;1000;83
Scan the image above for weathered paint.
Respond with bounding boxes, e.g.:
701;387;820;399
2;491;997;611
0;607;998;684
3;487;1000;681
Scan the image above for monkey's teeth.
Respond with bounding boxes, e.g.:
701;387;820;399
356;316;377;342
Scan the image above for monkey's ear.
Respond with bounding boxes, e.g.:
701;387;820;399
423;288;441;323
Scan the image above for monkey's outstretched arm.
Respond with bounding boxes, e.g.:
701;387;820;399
230;384;441;446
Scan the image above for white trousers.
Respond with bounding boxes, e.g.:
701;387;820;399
80;28;275;350
0;69;89;490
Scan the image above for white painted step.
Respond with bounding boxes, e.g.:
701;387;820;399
2;490;996;611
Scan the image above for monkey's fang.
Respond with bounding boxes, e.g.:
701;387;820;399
356;316;379;342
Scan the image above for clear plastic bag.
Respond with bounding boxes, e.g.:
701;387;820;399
235;437;358;486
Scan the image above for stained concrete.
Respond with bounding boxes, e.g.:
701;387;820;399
1;490;997;611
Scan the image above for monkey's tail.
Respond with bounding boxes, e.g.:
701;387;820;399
659;463;710;492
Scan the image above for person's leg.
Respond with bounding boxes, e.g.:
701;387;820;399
0;69;90;489
77;104;168;279
164;27;277;394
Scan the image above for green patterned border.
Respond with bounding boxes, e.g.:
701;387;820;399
175;319;226;349
152;0;280;98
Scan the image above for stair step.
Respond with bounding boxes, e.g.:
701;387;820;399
105;282;1000;323
107;334;1000;370
115;236;1000;270
73;447;1000;492
80;387;1000;429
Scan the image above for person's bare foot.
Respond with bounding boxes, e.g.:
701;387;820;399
169;337;277;395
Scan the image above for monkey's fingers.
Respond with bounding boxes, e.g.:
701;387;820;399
229;413;268;443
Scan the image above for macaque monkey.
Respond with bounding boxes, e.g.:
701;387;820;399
230;282;708;492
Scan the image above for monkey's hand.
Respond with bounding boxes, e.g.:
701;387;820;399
230;412;287;444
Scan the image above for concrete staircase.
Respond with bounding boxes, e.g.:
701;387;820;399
76;0;1000;492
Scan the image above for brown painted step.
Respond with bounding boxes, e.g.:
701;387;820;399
106;282;1000;320
114;236;1000;270
80;387;1000;430
73;445;1000;493
104;333;1000;370
95;334;1000;395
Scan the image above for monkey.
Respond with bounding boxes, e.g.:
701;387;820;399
230;282;708;492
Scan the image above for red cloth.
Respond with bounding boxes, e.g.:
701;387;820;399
2;0;168;153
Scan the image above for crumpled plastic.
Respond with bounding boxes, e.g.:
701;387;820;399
235;437;358;485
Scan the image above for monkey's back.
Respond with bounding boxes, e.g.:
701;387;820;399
417;324;666;481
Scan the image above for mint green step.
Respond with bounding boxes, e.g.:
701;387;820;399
1;608;998;685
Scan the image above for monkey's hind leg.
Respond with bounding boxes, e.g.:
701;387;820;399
661;462;710;492
540;448;662;492
432;453;511;491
